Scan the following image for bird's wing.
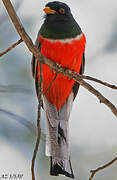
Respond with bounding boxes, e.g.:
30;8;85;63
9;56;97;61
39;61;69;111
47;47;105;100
31;32;41;78
72;52;85;100
31;32;42;95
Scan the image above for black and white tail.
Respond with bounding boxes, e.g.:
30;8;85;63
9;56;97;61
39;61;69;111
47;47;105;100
43;92;74;179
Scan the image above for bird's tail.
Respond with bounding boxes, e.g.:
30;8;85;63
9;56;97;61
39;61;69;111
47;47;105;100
47;117;74;179
43;93;74;179
50;156;74;178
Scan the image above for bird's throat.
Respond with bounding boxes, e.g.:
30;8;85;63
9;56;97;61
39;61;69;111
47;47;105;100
39;17;82;39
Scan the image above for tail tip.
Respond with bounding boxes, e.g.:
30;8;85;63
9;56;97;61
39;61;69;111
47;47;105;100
50;157;74;179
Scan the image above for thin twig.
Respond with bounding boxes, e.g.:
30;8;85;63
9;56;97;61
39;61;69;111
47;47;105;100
44;72;58;95
81;75;117;90
38;62;43;115
73;75;117;117
0;39;23;57
31;62;43;180
89;157;117;180
51;65;117;117
31;113;41;180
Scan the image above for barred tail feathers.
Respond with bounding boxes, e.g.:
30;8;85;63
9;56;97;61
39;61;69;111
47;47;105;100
43;92;74;178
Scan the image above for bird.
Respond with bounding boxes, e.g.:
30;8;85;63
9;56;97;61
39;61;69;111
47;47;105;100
32;1;86;179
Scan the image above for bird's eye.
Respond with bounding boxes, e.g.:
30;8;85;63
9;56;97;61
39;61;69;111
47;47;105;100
59;8;65;14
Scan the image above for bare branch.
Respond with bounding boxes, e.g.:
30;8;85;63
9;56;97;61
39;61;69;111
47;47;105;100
31;110;41;180
0;39;23;57
79;74;117;90
89;157;117;180
31;62;43;180
2;0;117;118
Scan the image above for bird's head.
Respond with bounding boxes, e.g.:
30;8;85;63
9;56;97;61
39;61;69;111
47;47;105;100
43;1;72;23
40;1;82;39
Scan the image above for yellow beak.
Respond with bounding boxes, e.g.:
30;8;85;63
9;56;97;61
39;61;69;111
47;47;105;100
43;7;56;14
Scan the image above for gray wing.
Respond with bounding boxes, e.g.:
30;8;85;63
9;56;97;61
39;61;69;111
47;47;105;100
31;32;41;96
72;52;85;100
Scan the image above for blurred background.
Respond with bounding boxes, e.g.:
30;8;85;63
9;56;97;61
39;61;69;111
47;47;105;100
0;0;117;179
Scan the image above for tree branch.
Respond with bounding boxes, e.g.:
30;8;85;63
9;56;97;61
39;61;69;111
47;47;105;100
2;0;117;118
89;157;117;180
31;62;43;180
0;37;117;91
0;39;23;57
31;106;41;180
80;74;117;90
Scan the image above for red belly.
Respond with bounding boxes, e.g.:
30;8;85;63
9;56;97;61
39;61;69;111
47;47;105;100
37;34;86;110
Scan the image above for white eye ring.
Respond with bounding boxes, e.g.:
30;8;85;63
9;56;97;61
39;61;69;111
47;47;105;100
59;8;65;14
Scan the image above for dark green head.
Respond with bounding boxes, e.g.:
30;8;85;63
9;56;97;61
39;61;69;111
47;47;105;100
39;1;82;39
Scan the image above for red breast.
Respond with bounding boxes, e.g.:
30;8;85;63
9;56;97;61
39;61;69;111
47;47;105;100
37;33;86;110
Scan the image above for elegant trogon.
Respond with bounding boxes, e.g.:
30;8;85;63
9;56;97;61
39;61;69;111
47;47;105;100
32;1;86;179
